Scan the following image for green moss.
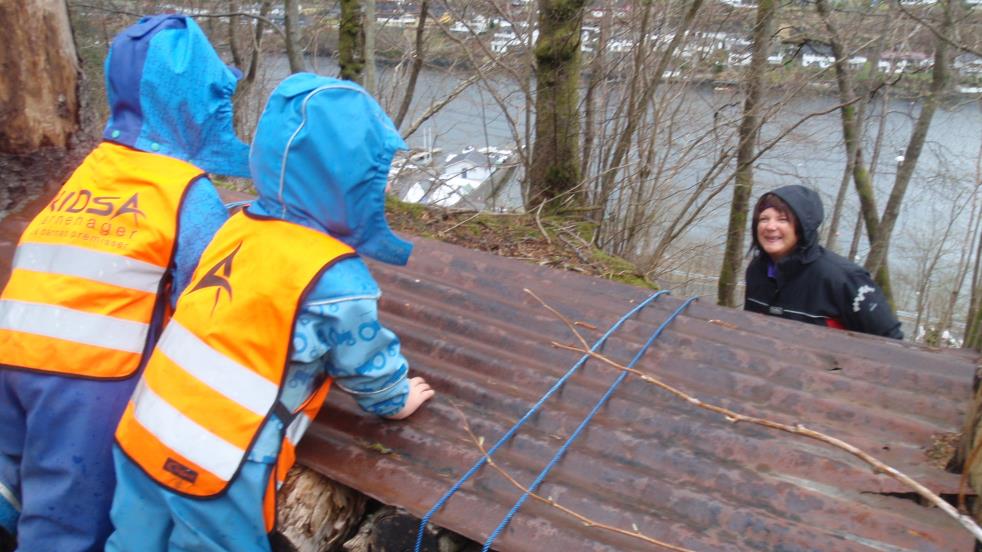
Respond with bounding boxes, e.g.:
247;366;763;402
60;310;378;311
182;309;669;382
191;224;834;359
386;195;427;217
590;249;658;289
385;197;655;290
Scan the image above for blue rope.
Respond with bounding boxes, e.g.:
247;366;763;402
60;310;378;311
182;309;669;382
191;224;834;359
414;291;670;551
481;296;698;551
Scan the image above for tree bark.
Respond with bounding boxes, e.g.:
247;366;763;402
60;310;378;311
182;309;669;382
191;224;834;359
284;0;305;73
816;0;883;257
580;2;610;200
865;0;954;302
966;222;982;350
595;0;703;226
231;0;272;140
717;0;775;307
526;0;587;211
363;0;376;94
339;0;365;83
0;0;80;154
393;0;429;129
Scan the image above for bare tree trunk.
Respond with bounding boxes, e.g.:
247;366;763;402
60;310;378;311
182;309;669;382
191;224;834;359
284;0;304;73
938;197;982;331
817;0;860;253
527;0;587;211
0;0;80;154
595;0;703;225
717;0;774;308
393;0;429;129
967;226;982;350
865;0;954;305
228;0;243;69
849;86;890;263
363;0;376;94
815;0;889;270
339;0;364;82
847;211;864;263
825;10;889;253
826;158;853;253
913;198;965;343
232;0;271;139
946;146;982;337
580;1;610;204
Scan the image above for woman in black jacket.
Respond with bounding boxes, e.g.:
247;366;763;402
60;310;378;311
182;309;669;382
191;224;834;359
743;185;903;339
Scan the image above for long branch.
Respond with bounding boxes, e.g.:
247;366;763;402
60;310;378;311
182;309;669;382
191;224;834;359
403;60;499;139
524;290;982;543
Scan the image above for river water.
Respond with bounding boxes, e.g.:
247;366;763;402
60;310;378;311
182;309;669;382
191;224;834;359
262;55;982;328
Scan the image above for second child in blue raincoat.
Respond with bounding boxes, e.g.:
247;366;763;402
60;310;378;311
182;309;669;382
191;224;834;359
106;74;434;552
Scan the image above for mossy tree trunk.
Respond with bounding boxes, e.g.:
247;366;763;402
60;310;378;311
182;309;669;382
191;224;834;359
863;0;954;306
339;0;365;83
717;0;775;307
526;0;586;212
820;4;888;255
0;0;80;154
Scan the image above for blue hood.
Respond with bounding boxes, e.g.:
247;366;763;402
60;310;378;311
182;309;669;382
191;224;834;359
102;14;249;177
248;73;412;266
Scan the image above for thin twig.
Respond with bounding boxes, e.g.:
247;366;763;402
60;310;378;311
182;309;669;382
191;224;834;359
447;402;695;552
556;232;597;268
534;200;552;245
438;212;482;237
525;290;982;544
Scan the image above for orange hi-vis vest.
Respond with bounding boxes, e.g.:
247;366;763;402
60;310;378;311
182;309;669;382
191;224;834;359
115;211;356;498
0;141;203;378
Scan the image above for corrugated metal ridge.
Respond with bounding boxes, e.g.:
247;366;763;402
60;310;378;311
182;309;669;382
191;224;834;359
0;187;975;551
299;234;975;552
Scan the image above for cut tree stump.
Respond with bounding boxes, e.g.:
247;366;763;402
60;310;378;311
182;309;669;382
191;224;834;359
274;465;368;552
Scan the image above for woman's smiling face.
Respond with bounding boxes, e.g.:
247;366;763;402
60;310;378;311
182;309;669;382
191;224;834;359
757;207;798;261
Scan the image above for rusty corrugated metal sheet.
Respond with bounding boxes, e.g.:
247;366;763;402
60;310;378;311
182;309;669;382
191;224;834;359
1;186;975;551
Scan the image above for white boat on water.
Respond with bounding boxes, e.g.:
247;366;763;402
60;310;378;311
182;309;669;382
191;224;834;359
388;145;523;211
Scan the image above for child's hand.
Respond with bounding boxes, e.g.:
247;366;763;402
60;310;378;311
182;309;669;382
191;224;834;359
385;376;434;420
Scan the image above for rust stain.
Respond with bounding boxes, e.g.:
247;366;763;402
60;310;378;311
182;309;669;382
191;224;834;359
0;186;976;551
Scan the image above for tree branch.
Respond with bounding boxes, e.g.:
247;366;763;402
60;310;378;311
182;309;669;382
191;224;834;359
525;290;982;544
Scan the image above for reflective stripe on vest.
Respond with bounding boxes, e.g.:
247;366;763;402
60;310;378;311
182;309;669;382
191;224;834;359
0;142;202;378
116;212;356;497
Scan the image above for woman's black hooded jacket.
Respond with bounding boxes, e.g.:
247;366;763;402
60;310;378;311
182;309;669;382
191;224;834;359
743;185;903;339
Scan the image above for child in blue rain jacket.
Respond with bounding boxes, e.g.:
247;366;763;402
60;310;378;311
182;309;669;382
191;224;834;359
105;74;434;552
0;14;248;551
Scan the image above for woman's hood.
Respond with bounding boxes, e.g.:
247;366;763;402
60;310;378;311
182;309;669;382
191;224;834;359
766;184;824;253
102;14;249;177
248;73;412;266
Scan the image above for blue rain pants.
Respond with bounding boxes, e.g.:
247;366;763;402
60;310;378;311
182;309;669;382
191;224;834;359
106;446;273;552
0;367;136;551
